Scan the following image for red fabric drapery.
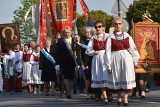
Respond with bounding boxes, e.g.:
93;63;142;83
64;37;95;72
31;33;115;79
40;0;76;47
40;0;48;48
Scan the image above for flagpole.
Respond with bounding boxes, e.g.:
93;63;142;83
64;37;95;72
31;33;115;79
73;0;77;34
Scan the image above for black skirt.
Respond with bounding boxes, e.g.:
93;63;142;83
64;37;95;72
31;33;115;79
41;66;57;82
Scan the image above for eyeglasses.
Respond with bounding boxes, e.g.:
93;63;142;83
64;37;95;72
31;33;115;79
94;25;102;29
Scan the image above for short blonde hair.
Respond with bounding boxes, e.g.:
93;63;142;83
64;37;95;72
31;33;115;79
44;37;52;44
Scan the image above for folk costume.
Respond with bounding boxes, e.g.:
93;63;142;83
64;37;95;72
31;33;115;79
30;52;43;84
86;33;110;88
22;50;33;85
107;32;140;92
14;50;23;91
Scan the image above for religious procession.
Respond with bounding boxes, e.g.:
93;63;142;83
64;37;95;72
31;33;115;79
0;0;160;107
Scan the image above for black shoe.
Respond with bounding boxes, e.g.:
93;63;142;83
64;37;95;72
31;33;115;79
79;90;84;93
117;101;123;106
95;97;102;101
123;102;129;106
45;92;49;96
131;93;137;98
91;96;95;100
51;92;55;96
108;95;113;102
66;95;72;99
60;92;64;96
73;91;77;94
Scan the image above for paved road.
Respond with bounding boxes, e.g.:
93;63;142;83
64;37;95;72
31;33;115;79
0;85;160;107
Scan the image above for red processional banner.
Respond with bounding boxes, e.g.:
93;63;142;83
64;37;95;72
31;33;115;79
40;0;48;48
40;0;76;47
47;0;76;36
79;0;89;21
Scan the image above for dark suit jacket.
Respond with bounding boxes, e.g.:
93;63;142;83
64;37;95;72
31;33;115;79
56;37;82;67
39;45;57;81
80;36;92;67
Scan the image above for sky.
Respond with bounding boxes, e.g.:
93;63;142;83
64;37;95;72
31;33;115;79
0;0;133;24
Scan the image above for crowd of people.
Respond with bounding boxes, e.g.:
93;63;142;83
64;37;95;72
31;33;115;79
0;16;159;106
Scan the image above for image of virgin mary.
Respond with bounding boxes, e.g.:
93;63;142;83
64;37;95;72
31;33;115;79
55;2;68;21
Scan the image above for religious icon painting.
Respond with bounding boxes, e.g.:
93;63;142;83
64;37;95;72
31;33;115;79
55;1;68;21
133;21;160;73
0;23;20;54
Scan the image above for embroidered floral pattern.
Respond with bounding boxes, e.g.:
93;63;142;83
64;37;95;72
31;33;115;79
92;80;136;86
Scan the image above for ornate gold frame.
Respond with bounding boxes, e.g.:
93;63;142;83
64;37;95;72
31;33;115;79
0;23;20;54
133;21;160;73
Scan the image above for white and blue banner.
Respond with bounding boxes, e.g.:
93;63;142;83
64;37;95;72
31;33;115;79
41;48;56;64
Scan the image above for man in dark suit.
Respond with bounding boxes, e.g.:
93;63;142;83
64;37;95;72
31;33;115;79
55;26;82;99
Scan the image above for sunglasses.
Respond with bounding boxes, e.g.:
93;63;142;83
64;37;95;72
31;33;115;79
94;25;102;29
65;32;70;34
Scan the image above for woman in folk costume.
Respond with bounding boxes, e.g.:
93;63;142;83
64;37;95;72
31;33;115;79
30;44;43;94
14;43;23;92
39;37;57;96
86;20;110;104
106;17;140;106
22;44;33;93
55;26;82;99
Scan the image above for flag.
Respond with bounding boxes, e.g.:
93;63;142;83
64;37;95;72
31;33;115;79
72;18;78;34
79;0;93;27
39;0;48;48
87;16;93;27
32;3;40;37
24;6;32;37
25;23;30;36
75;25;78;34
46;0;76;37
24;6;32;22
39;0;76;46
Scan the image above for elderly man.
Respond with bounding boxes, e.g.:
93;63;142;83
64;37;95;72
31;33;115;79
55;26;82;99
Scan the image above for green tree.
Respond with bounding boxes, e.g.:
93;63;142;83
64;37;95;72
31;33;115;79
77;10;113;36
12;0;39;44
127;1;160;29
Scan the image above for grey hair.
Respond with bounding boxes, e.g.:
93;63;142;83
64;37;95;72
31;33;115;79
63;26;72;31
91;27;97;36
44;37;52;44
112;16;123;24
62;26;72;36
83;27;92;35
